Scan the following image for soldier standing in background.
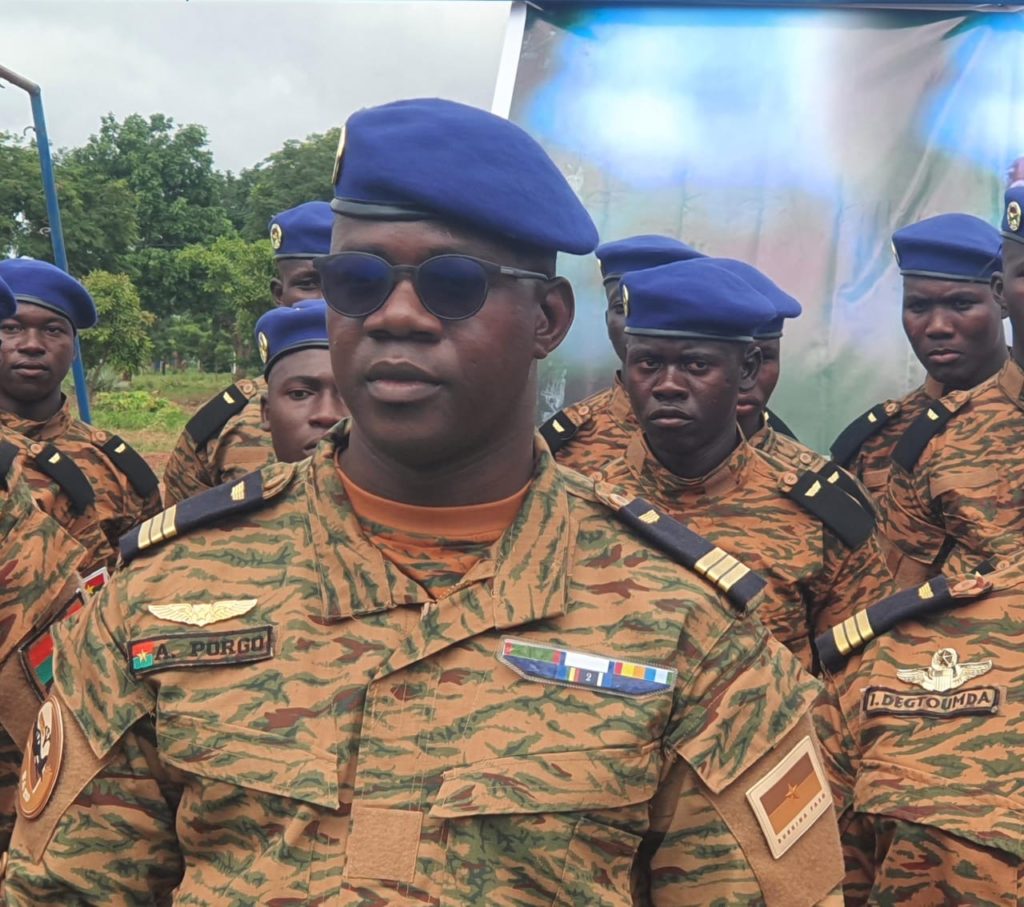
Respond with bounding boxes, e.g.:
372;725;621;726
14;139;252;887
880;195;1024;583
0;258;160;576
3;98;843;906
162;200;334;504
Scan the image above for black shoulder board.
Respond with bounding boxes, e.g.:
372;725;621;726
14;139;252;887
119;464;293;564
0;440;18;490
782;470;875;549
829;402;893;467
184;382;256;448
33;444;95;515
765;409;798;440
815;573;990;673
610;495;766;611
815;462;876;519
890;398;959;472
539;409;580;453
99;434;159;499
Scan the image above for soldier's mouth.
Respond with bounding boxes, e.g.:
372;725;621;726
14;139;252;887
926;349;961;364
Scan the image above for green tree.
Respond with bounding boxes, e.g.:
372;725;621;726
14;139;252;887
79;270;154;391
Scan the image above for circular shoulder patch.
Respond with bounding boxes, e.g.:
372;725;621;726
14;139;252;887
18;696;64;819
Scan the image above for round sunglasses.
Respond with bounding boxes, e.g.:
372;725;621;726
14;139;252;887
313;252;551;321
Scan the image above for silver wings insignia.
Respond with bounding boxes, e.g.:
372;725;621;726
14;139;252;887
897;647;992;693
147;599;258;627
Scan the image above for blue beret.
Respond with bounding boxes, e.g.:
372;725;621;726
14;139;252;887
623;259;776;342
0;258;97;330
255;298;330;377
596;235;705;282
0;277;14;320
710;259;802;339
268;201;334;259
892;213;1001;283
1002;186;1024;245
331;98;598;256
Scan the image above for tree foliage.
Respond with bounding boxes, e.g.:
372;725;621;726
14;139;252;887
79;270;154;391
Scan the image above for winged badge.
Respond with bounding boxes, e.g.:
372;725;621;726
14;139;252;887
896;647;992;693
147;599;258;628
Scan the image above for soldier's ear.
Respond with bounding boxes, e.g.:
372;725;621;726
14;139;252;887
270;278;284;306
738;342;762;391
532;278;575;361
259;393;271;432
991;272;1008;318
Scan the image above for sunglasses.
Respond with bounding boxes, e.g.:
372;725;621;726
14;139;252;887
313;252;551;321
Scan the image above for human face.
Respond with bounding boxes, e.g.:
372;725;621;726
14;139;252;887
0;302;75;420
994;241;1024;367
736;337;780;435
901;277;1007;389
624;335;760;479
260;348;348;462
326;216;573;480
603;280;627;363
271;259;323;307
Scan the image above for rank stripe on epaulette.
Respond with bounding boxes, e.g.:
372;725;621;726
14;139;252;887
830;402;893;467
138;504;178;551
539;409;579;453
99;434;159;498
32;444;95;514
184;382;254;447
891;399;958;472
783;470;875;549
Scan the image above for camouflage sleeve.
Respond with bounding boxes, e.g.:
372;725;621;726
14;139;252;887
162;428;217;507
646;624;845;905
210;402;275;487
879;463;946;583
98;473;163;558
811;530;896;638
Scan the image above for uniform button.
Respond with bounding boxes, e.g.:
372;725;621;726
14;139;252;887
798;452;813;465
28;442;43;456
577;405;590;417
997;560;1011;571
94;430;108;443
590;471;603;482
884;402;899;416
782;472;798;486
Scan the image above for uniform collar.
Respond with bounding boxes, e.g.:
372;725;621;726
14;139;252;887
608;373;637;431
0;396;71;442
625;429;751;498
997;356;1024;409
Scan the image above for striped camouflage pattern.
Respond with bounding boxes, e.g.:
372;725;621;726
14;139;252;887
750;423;834;474
835;380;940;499
0;400;161;575
597;433;896;672
4;429;843;905
546;375;638;475
816;557;1024;904
0;453;83;851
881;358;1024;580
163;379;275;506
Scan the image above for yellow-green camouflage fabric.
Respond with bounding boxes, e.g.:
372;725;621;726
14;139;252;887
4;430;843;905
815;558;1024;904
547;374;638;475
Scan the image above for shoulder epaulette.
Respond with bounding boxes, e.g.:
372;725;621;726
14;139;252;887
0;440;18;490
601;491;766;611
184;380;260;448
33;444;95;515
814;462;876;519
815;573;991;673
829;401;898;467
780;469;875;548
765;409;797;440
119;462;295;564
97;434;159;499
890;396;966;472
539;409;581;453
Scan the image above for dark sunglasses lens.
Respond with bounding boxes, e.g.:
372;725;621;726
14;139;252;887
416;256;490;320
321;254;393;317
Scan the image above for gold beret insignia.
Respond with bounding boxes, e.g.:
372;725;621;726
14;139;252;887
1008;200;1022;233
258;331;269;364
331;124;347;187
269;223;283;250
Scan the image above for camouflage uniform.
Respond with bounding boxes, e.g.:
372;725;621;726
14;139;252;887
814;560;1024;904
829;377;943;499
0;439;84;852
3;429;844;905
0;399;160;576
540;374;638;474
597;433;895;672
162;376;274;506
881;358;1024;582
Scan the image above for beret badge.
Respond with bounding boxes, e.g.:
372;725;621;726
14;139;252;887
1008;201;1022;234
269;223;283;250
258;331;270;364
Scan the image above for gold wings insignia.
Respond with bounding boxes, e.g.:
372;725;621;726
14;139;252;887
147;599;258;627
895;667;929;685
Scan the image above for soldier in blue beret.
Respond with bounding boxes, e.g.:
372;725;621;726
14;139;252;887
539;234;705;474
0;276;16;321
0;257;160;575
163;199;335;505
254;299;346;463
7;98;846;905
830;212;1006;501
597;257;896;674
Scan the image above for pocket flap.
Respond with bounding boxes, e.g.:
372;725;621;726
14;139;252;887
429;742;659;818
157;711;338;809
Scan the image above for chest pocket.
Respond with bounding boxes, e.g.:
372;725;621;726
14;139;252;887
430;743;660;907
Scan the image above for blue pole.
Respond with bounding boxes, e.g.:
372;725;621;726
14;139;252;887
0;65;92;422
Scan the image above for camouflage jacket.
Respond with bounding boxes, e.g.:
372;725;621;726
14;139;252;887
540;374;638;475
814;559;1024;905
4;429;843;906
162;377;275;506
829;377;943;499
0;443;84;852
880;358;1024;582
0;399;160;575
597;433;896;673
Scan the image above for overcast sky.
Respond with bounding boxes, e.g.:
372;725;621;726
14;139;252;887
0;1;511;173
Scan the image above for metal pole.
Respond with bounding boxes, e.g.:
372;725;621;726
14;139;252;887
0;64;92;422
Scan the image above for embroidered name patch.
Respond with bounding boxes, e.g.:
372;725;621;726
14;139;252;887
746;735;831;860
863;685;1001;718
498;638;676;698
19;591;87;699
128;626;274;677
